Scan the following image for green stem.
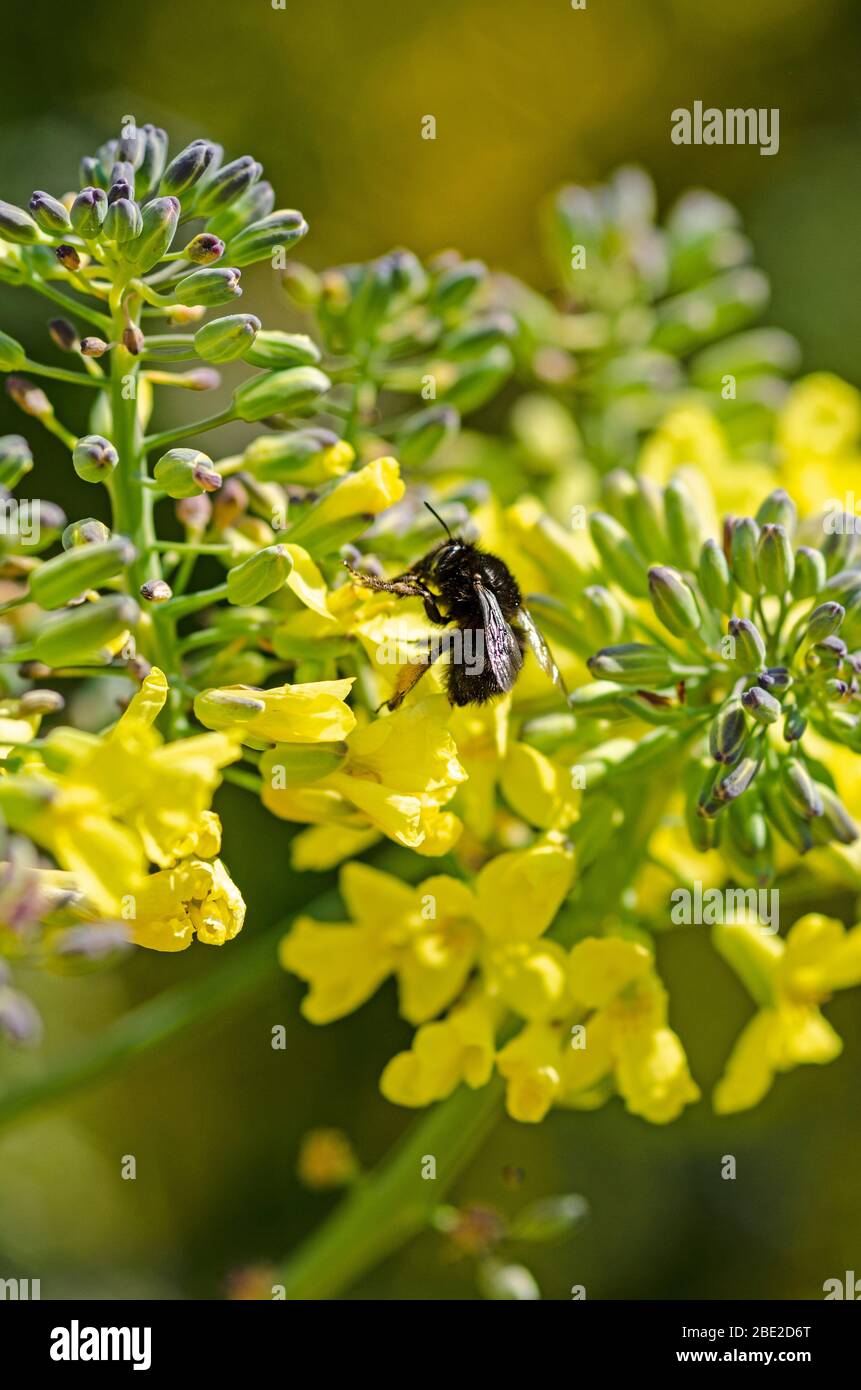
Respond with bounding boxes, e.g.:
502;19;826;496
277;1078;504;1299
21;359;102;388
106;300;179;714
158;582;229;620
27;277;112;334
143;407;235;454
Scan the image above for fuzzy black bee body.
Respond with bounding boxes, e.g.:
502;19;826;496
345;505;567;711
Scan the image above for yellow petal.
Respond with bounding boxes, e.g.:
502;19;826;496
476;844;574;941
713;1010;778;1115
483;939;570;1021
279;917;392;1022
282;543;336;621
567;936;652;1009
614;1025;700;1124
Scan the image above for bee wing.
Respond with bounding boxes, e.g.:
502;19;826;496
514;605;570;701
476;582;523;692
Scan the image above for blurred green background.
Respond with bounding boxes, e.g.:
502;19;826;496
1;0;861;1300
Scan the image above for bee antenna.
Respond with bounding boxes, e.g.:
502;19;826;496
424;501;453;539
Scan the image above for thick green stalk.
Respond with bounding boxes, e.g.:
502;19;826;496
107;301;180;704
278;1080;504;1299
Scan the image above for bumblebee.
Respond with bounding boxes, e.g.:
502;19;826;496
345;505;568;710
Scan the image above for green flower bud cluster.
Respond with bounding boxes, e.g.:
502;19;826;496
491;167;800;470
284;247;517;469
584;481;861;878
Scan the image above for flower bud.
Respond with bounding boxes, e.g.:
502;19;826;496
153;447;221;498
48;318;79;352
194;313;261;363
242;330;321;370
715;751;761;806
741;684;781;726
28;190;71;235
281;260;322;309
781;758;823;819
816;784;859;845
212;477;248;530
103;197;143;244
122;325;144;356
175;493;213;535
755;488;797;537
194;156;262;215
698;538;733;612
588;512;648;598
801;601;844;648
62;517;111;547
395;405;459;468
226;544;293;605
227;209;308;267
108;177;134;205
727;615;766;671
0;434;33;488
182;233;225;265
710;699;748;764
758;665;791;691
160;139;218;196
783;706;806;742
756;523;794;595
127;195;180;271
664;477;704;571
18;687;65;715
232;366;331;423
80;336;109;357
135;124;169;198
430;258;486;311
581;585;625;648
140;578;172;603
172;266;241;306
648;564;701;636
791;546;826;599
29;536;135;609
729;516;761;595
0;988;43;1048
32;593;139;666
0;199;41;244
287;457;404;549
6;375;52;419
241;429;353;485
54;245;81;273
822;522;858;576
70;186;107;236
586;643;675;686
0;329;26;371
72;433;119;483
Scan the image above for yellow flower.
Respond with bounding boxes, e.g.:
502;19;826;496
296;1129;359;1189
299;456;404;529
713;914;861;1114
131;856;245;952
777;374;861;515
560;936;700;1124
0;669;244;929
380;991;500;1106
638;403;775;521
263;695;466;855
194;678;356;745
281;842;574;1028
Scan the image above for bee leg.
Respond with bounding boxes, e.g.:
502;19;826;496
379;645;445;712
343;562;430;601
422;595;447;625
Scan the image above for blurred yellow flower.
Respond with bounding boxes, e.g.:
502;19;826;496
713;914;861;1114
